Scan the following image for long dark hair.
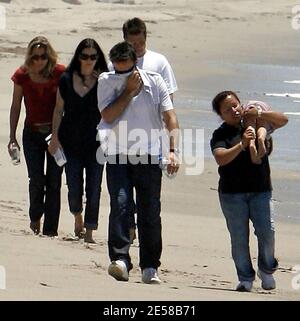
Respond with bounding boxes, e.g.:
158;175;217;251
67;38;108;82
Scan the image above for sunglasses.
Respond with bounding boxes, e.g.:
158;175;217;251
31;53;48;61
79;53;98;61
114;65;136;74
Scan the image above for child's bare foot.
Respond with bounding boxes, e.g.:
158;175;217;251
257;137;267;158
249;142;262;164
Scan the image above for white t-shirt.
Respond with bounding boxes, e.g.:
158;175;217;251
97;68;173;155
108;49;178;94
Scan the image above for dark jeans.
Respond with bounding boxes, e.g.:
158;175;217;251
128;189;137;229
22;127;62;235
64;152;104;230
106;155;162;271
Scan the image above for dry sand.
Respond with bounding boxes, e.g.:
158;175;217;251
0;0;300;301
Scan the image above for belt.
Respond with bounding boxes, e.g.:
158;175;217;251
26;123;52;134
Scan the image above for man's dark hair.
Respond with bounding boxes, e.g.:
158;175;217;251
212;90;240;115
122;17;147;39
109;41;137;63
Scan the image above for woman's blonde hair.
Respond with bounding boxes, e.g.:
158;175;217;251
25;36;58;78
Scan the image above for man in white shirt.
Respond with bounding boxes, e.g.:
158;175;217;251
122;17;178;101
121;17;178;241
97;42;180;284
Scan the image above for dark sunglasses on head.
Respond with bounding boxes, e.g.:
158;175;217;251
31;53;48;61
79;53;98;61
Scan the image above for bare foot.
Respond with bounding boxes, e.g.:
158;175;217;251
249;142;262;164
129;227;137;244
74;228;85;239
84;229;96;243
74;213;84;238
30;220;40;235
257;137;267;158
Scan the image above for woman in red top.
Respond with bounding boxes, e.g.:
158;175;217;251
8;36;65;236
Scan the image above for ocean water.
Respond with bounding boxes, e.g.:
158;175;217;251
175;61;300;221
176;61;300;172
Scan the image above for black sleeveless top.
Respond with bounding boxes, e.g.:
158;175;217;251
58;72;100;159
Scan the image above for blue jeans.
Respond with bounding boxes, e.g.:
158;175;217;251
219;192;278;282
22;127;62;235
106;156;162;271
64;153;103;230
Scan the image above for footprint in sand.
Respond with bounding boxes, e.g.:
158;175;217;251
0;44;25;53
95;0;135;4
0;200;23;213
62;0;82;4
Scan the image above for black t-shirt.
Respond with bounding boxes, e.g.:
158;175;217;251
58;72;100;159
210;122;272;193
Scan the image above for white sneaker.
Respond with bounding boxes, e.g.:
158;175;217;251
257;269;276;290
236;281;253;292
142;268;161;284
108;260;129;281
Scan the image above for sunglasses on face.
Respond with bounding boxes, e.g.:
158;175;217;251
31;53;48;61
79;53;98;61
114;65;136;74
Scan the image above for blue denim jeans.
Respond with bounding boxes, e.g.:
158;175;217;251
22;127;62;235
64;153;103;230
219;192;278;282
106;156;162;271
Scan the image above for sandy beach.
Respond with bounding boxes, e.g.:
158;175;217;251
0;0;300;301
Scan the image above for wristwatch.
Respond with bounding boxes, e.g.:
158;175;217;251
170;148;180;154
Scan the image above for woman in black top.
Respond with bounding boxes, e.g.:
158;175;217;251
49;39;108;243
210;91;288;292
